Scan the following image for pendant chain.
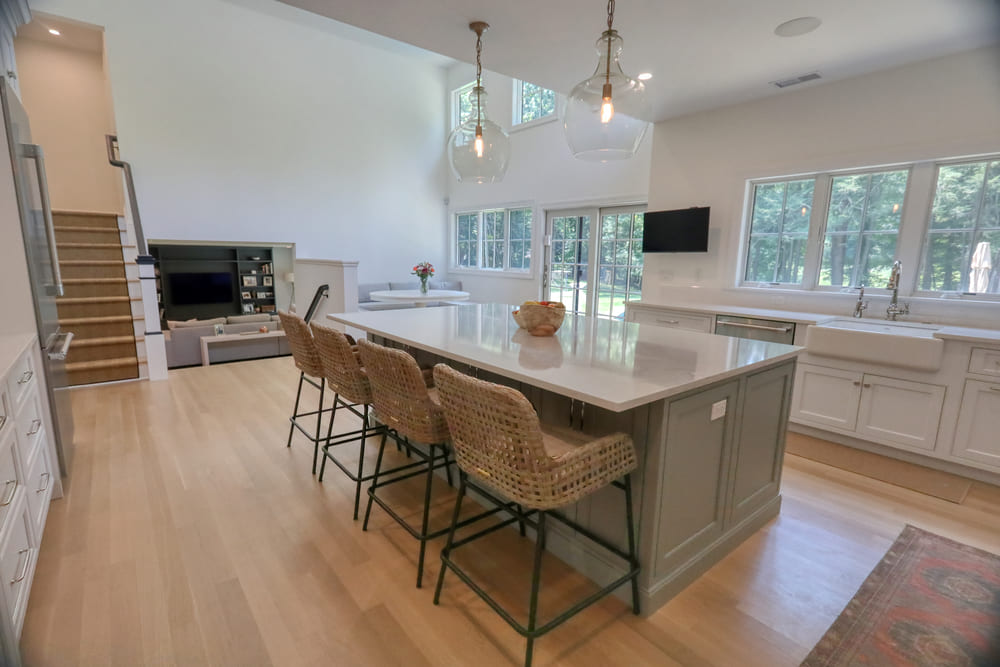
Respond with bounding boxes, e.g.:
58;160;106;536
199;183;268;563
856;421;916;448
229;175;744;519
605;0;615;85
475;31;483;126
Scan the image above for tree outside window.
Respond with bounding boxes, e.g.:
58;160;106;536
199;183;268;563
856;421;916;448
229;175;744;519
919;160;1000;294
515;80;556;125
744;179;815;284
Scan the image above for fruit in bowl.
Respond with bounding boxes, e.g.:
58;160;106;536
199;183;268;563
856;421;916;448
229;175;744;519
512;301;566;337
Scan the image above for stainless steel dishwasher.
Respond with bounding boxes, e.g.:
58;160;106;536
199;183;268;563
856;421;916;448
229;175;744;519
714;315;796;344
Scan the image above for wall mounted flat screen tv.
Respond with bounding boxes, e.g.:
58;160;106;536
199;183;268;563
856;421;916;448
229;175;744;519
169;272;234;305
642;207;710;253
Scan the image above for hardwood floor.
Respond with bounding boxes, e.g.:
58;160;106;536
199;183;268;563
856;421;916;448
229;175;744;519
21;356;1000;666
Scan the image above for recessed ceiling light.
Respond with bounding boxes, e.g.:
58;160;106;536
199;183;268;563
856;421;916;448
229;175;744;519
637;72;653;81
48;28;61;36
774;17;822;38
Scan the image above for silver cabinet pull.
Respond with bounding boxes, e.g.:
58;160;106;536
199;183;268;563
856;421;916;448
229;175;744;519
717;321;793;333
656;319;681;325
26;419;41;436
989;386;1000;392
10;548;30;584
0;415;5;430
17;370;33;385
863;383;872;388
852;381;861;386
37;472;50;494
0;480;15;506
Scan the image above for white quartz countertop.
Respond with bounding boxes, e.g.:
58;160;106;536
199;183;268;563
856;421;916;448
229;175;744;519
627;300;836;324
933;326;1000;344
328;304;802;412
0;333;35;380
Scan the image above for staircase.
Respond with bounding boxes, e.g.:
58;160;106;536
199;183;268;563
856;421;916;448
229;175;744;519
53;212;142;385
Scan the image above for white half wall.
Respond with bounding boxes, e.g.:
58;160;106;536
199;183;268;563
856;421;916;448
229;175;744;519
642;46;1000;308
30;0;450;284
445;64;652;304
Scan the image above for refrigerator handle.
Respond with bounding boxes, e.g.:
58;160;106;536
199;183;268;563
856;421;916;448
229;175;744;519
23;144;64;297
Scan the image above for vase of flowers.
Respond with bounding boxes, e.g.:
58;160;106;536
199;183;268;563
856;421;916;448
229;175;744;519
412;261;434;294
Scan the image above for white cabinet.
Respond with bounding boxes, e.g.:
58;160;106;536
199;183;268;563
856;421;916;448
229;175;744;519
791;364;863;430
952;379;1000;468
627;306;713;333
856;375;946;452
792;363;946;453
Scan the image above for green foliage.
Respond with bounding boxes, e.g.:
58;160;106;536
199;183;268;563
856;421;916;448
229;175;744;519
519;81;556;124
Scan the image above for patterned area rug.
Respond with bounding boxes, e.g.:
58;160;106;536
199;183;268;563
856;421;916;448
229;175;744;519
802;525;1000;666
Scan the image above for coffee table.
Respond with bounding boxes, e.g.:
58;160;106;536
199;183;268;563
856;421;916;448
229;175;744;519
200;330;287;366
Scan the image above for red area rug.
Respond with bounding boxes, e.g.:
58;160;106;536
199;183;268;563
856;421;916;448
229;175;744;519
802;525;1000;666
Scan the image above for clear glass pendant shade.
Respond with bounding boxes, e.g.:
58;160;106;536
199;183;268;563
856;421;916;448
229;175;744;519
562;30;650;161
447;87;510;184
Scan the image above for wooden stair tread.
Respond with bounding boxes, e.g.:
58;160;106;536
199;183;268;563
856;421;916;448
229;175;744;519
56;296;132;304
58;259;125;266
66;357;138;372
61;278;137;284
58;242;125;249
53;226;121;233
72;335;137;347
52;211;121;218
59;315;136;325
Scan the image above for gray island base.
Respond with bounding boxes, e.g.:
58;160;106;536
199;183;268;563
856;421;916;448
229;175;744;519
328;304;800;615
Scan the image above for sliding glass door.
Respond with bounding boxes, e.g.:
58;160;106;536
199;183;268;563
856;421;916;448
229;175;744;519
545;205;645;318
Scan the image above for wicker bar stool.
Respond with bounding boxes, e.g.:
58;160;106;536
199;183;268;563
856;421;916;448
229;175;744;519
277;310;333;475
357;339;501;588
431;364;640;667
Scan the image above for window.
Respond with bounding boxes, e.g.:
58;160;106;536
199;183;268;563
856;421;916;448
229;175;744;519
452;82;475;129
820;170;909;288
744;179;815;285
918;159;1000;294
513;80;556;125
454;207;533;272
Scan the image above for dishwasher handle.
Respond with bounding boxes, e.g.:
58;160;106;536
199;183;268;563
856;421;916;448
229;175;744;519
717;321;793;334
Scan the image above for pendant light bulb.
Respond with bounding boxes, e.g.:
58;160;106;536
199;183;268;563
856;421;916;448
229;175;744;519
562;1;650;160
446;22;510;183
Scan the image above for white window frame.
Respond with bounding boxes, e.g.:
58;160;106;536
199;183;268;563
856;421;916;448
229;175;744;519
736;155;1000;303
511;79;558;130
451;205;535;277
451;81;475;130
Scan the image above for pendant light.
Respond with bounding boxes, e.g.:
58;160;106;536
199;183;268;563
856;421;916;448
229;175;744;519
562;0;650;160
447;21;510;183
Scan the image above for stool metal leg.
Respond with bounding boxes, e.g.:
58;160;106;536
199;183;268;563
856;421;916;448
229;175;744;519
525;511;547;667
416;443;438;588
363;431;389;531
311;379;326;475
352;405;369;520
434;471;467;605
624;473;640;615
286;372;305;448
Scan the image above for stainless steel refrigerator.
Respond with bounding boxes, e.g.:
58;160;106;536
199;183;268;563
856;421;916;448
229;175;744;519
1;79;74;476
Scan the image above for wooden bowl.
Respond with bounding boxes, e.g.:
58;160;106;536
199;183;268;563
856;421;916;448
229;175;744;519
511;303;566;337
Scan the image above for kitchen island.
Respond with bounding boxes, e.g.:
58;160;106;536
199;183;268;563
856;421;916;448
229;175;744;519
328;303;802;613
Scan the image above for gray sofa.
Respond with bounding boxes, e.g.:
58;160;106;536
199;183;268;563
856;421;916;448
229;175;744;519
164;314;291;368
357;280;464;311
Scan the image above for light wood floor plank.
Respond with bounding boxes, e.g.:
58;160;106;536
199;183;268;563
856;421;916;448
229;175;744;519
20;356;1000;666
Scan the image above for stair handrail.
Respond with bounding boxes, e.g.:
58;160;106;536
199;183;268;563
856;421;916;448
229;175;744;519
106;134;147;255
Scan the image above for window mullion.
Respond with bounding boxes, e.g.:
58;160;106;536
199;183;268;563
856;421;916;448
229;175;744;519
898;163;935;294
850;175;873;287
802;174;830;289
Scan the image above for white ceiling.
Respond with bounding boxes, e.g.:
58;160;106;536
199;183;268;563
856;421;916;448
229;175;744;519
278;0;1000;121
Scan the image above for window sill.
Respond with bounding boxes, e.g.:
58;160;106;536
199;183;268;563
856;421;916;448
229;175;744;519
735;284;1000;305
509;114;558;134
449;267;535;280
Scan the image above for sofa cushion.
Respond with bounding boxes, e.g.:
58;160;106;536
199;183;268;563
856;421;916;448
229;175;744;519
358;282;390;303
227;314;272;324
429;279;462;291
168;317;226;330
388;281;420;291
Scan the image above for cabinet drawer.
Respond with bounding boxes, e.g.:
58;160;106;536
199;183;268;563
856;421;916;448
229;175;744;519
0;500;35;636
0;428;20;529
630;308;713;333
24;444;52;542
15;388;45;463
969;348;1000;377
5;348;36;410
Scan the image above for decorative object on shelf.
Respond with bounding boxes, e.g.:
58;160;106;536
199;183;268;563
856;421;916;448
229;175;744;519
214;323;225;336
263;275;273;287
562;0;650;160
446;21;510;183
512;301;566;336
241;290;252;300
261;304;276;313
242;303;255;314
412;261;435;294
249;256;261;261
243;275;257;287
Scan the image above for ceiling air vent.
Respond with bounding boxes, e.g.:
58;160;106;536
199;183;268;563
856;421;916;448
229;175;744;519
772;72;821;89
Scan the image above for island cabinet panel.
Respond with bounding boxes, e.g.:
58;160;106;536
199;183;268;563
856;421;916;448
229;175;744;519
653;380;739;581
728;363;794;525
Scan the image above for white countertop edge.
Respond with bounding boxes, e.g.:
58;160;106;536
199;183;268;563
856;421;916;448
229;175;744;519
327;313;802;412
933;327;1000;344
0;333;37;379
627;301;837;325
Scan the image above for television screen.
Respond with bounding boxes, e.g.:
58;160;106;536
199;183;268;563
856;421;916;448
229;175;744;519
642;207;710;253
169;272;234;305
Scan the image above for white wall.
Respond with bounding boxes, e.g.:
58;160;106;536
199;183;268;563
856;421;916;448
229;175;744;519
14;36;123;214
445;64;652;304
640;46;1000;325
30;0;449;283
